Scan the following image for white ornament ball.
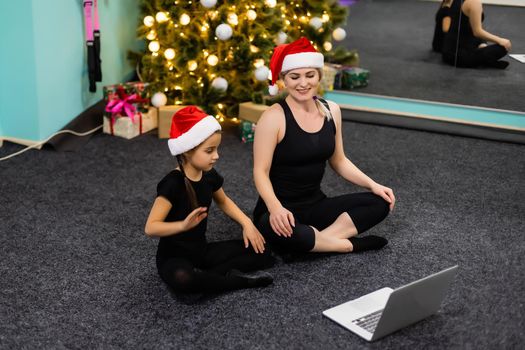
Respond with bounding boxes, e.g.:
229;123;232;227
151;92;167;107
309;17;323;30
332;27;347;41
276;31;287;45
200;0;217;8
215;23;233;40
211;77;228;91
254;66;270;81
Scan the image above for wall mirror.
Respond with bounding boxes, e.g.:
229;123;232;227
340;0;524;113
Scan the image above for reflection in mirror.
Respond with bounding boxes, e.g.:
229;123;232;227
342;0;523;112
432;0;454;54
444;0;511;69
343;0;460;104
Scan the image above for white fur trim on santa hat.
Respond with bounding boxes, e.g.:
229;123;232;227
268;84;279;96
168;115;221;156
281;52;324;73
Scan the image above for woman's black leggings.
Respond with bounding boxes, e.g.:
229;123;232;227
254;192;390;253
157;240;275;294
443;44;507;68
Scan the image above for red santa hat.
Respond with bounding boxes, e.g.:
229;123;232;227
168;105;221;156
268;37;324;95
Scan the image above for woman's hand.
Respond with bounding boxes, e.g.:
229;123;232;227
498;38;512;52
370;183;396;211
181;207;208;231
242;223;267;254
269;206;295;237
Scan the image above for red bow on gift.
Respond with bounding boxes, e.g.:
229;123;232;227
105;86;148;123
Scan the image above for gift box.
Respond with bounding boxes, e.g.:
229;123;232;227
239;120;256;143
158;105;188;139
334;67;370;90
238;102;269;124
321;64;339;92
103;82;158;139
103;107;158;140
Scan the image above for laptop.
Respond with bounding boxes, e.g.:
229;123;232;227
323;265;458;342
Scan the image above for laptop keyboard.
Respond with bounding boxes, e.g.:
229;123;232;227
352;309;383;333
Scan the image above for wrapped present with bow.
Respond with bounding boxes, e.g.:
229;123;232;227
333;67;370;90
102;82;158;139
320;64;339;92
239;120;256;143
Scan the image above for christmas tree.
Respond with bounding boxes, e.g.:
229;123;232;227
134;0;356;119
280;1;357;65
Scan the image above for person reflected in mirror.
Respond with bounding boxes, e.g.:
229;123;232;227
432;0;453;53
442;0;511;69
252;38;394;258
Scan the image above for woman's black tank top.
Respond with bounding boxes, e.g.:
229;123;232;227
253;99;336;221
432;6;451;52
443;0;484;55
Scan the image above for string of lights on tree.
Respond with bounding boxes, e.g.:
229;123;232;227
135;0;355;121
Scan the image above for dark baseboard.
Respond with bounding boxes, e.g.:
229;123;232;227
46;100;105;152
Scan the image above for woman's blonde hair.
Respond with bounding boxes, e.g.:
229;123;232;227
314;97;333;121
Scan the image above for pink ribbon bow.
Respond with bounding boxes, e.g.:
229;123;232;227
105;86;147;123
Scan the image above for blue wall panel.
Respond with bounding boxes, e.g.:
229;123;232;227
0;0;39;140
0;0;142;143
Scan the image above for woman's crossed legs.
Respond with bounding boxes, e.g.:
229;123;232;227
256;192;390;254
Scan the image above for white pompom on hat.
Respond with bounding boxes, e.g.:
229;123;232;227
268;37;324;95
168;105;221;156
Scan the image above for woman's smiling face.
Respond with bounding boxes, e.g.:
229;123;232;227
282;68;321;101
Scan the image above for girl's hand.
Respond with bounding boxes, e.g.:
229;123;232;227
182;207;208;231
269;206;295;237
242;224;267;254
370;183;396;211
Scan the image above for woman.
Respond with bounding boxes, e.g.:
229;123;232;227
442;0;511;68
432;0;453;53
252;37;395;255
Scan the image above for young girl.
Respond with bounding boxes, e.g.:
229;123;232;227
145;106;275;294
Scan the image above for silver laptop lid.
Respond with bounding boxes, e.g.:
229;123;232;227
371;265;458;341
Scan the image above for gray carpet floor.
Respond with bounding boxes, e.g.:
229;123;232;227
1;121;524;349
341;0;525;112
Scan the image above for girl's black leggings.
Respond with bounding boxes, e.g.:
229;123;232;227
254;192;390;253
443;44;507;68
157;240;274;294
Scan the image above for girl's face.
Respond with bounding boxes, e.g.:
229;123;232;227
186;132;221;171
283;68;321;102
